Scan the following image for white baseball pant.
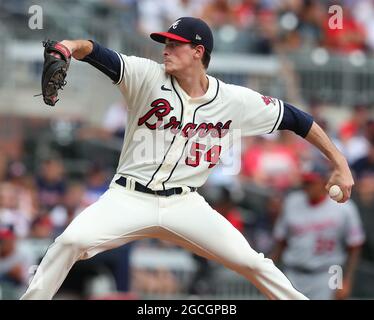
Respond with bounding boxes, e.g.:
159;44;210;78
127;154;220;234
21;178;308;300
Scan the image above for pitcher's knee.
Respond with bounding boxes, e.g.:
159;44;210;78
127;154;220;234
233;252;272;273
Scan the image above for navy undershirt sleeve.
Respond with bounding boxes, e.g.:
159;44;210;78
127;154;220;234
278;102;314;138
81;40;122;84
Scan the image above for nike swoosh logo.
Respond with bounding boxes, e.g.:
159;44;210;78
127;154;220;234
161;85;172;91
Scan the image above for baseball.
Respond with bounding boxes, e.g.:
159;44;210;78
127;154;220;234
329;185;343;201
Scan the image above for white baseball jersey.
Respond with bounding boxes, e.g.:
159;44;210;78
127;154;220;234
274;191;365;270
113;54;284;190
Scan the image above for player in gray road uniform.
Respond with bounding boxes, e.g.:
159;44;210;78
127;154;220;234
21;17;354;300
272;165;365;299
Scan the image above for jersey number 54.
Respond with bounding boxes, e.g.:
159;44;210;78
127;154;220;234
185;142;222;168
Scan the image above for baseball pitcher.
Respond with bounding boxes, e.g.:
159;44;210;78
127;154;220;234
21;17;354;300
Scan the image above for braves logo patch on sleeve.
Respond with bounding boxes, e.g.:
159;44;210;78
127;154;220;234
261;95;276;106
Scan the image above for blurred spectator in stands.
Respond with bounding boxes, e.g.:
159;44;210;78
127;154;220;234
50;182;86;237
271;163;365;299
351;119;374;178
350;131;374;299
102;100;128;139
351;0;374;52
279;26;301;53
277;0;303;13
137;0;205;35
296;0;325;50
241;133;300;191
278;130;311;169
213;186;246;233
0;0;28;19
339;104;369;141
62;243;133;298
0;154;7;182
0;183;30;238
276;0;303;53
0;135;24;166
137;0;170;35
251;9;278;54
29;215;53;239
336;106;370;165
105;0;138;30
0;227;31;299
138;0;169;36
132;267;180;295
233;0;258;30
7;161;39;223
77;100;128;141
308;98;328;129
187;253;213;295
201;0;242;53
201;0;235;28
250;191;283;255
351;173;374;298
166;0;205;23
83;163;111;206
323;5;366;54
36;157;66;211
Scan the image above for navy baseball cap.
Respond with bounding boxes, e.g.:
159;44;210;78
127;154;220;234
150;17;214;54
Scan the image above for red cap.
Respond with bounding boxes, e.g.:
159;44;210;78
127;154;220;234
301;163;329;183
301;172;324;183
0;228;16;240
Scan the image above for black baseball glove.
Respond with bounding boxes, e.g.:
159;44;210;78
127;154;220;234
40;40;71;106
